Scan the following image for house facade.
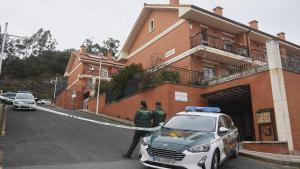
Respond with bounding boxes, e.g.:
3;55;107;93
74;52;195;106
89;0;300;155
56;47;124;110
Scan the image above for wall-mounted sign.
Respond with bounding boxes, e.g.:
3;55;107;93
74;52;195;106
165;48;176;58
175;91;188;102
257;112;272;124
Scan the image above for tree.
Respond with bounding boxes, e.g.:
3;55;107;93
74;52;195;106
0;28;57;59
82;39;102;55
101;38;120;57
81;38;120;58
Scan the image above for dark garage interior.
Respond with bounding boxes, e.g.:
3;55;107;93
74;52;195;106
202;85;255;141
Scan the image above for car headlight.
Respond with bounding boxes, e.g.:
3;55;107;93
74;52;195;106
187;143;210;153
141;137;150;146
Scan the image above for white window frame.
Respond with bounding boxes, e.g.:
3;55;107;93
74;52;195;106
149;18;155;33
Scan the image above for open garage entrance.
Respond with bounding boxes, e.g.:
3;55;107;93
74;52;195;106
202;85;255;141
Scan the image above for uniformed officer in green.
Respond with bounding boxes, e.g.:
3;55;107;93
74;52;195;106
123;100;151;159
152;102;166;127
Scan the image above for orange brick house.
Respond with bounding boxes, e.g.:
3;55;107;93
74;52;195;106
88;0;300;155
56;47;124;110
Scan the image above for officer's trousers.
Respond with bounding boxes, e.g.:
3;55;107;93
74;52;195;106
126;130;147;156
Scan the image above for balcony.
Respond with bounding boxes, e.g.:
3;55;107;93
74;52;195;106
208;50;268;85
82;67;112;81
281;52;300;73
190;32;249;60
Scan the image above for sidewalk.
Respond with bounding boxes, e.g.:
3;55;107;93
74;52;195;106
240;149;300;168
79;109;134;126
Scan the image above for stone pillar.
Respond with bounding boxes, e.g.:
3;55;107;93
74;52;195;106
266;40;294;152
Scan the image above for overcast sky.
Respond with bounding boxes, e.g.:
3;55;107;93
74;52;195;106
1;0;299;50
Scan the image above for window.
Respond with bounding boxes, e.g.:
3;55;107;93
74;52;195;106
204;65;215;80
218;116;227;136
164;115;216;132
149;18;155;32
223;115;234;129
218;116;226;129
200;28;208;45
224;40;233;52
101;68;109;78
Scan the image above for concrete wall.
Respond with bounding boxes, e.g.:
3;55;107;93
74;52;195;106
283;70;300;152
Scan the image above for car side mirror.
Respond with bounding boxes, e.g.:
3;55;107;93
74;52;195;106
12;97;15;100
219;127;229;133
159;122;165;127
35;98;38;102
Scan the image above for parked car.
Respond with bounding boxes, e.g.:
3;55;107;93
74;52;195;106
13;93;36;111
17;90;32;94
140;106;239;169
37;99;51;105
0;92;16;105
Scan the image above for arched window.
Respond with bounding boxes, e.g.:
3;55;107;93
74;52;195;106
149;18;155;32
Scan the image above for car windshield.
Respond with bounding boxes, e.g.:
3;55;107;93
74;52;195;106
163;115;216;132
16;93;34;100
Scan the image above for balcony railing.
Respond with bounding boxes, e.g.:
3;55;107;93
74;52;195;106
154;66;207;87
191;32;249;57
281;52;300;73
207;50;268;85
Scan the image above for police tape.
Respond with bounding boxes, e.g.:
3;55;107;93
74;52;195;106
0;95;161;132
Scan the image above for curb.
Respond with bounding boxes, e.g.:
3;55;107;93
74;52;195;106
239;150;300;168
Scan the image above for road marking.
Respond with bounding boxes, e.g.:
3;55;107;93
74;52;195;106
0;96;160;132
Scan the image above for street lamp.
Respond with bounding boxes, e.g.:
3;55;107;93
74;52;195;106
95;56;102;115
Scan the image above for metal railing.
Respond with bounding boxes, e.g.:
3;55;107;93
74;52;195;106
190;32;249;57
208;50;268;85
281;52;300;73
154;66;207;87
105;66;207;103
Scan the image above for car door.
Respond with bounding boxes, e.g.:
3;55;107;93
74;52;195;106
218;116;231;158
223;115;239;154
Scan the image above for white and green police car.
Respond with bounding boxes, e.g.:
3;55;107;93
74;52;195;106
140;106;239;169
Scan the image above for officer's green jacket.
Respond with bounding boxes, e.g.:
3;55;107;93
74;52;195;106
152;108;166;127
134;108;152;128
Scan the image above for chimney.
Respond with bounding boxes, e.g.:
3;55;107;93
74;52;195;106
107;51;113;60
213;6;223;16
277;32;286;40
169;0;179;6
249;20;258;29
79;45;86;53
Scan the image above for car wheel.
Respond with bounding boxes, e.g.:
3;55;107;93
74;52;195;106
232;141;239;158
211;150;219;169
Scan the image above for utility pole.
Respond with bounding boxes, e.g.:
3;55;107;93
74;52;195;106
0;22;8;75
95;56;102;115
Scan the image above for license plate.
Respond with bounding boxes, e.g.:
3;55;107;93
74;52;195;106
152;156;175;164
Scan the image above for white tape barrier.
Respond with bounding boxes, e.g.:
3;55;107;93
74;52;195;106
0;95;161;132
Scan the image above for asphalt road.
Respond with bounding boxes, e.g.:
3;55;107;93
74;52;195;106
0;106;297;169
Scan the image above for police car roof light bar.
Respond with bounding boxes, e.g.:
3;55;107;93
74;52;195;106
185;106;221;113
